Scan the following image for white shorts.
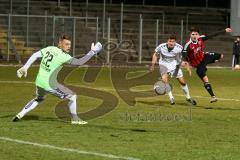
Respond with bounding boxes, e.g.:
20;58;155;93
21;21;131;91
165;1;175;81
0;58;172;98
159;64;183;78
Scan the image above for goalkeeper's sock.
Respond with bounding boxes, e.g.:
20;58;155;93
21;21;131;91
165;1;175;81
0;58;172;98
17;99;39;119
204;82;215;97
68;95;78;119
181;84;191;99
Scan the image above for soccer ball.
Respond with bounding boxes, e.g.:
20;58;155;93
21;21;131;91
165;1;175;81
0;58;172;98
153;80;172;95
234;64;240;70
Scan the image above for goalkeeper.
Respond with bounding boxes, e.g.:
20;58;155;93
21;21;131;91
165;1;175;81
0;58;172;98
13;35;102;125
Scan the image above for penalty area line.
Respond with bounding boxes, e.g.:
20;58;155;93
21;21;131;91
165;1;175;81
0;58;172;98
0;136;141;160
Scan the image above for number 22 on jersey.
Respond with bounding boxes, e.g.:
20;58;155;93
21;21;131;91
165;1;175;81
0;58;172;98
42;51;53;68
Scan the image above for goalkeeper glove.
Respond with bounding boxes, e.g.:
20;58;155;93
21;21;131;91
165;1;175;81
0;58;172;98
91;42;102;55
17;67;28;78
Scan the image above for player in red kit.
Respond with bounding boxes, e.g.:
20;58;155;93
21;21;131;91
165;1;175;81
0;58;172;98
182;27;232;103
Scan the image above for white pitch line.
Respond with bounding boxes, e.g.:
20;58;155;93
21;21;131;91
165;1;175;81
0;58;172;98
1;80;240;102
0;80;34;84
0;136;140;160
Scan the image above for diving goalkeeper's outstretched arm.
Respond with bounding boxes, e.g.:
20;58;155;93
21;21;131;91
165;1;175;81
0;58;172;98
17;42;102;78
69;42;102;65
17;51;42;78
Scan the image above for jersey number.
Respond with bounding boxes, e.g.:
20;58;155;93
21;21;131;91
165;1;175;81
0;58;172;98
42;51;53;68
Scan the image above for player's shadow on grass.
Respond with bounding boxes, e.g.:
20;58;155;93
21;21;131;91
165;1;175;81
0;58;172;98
137;100;194;107
23;115;60;122
0;114;40;121
138;100;240;110
137;100;172;107
84;124;161;133
33;115;61;122
1;114;60;122
19;115;40;121
195;105;240;111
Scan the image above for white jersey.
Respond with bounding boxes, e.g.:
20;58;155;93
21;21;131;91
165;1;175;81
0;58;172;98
155;43;183;71
155;43;183;78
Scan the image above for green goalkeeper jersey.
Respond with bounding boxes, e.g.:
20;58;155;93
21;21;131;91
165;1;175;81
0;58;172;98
36;46;72;90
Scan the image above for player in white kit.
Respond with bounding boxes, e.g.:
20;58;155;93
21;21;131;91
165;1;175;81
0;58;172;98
150;35;196;105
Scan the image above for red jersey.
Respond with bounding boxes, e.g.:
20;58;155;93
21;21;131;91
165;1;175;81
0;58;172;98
183;35;207;67
182;29;226;67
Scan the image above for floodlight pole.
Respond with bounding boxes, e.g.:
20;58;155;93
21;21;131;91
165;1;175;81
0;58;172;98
72;17;76;57
206;0;208;8
96;17;99;42
162;13;165;34
85;0;88;27
180;19;184;45
107;17;111;64
139;14;143;64
155;19;159;47
95;17;99;62
7;14;11;62
58;0;60;7
10;0;12;14
120;2;123;42
26;0;29;48
52;16;55;45
44;10;48;47
102;0;106;38
70;0;72;16
186;14;189;34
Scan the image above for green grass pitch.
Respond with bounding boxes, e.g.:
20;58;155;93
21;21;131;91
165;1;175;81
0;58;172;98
0;66;240;160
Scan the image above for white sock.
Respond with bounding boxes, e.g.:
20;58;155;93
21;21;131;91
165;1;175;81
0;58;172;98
181;84;191;99
17;99;39;119
167;91;174;100
68;95;78;119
